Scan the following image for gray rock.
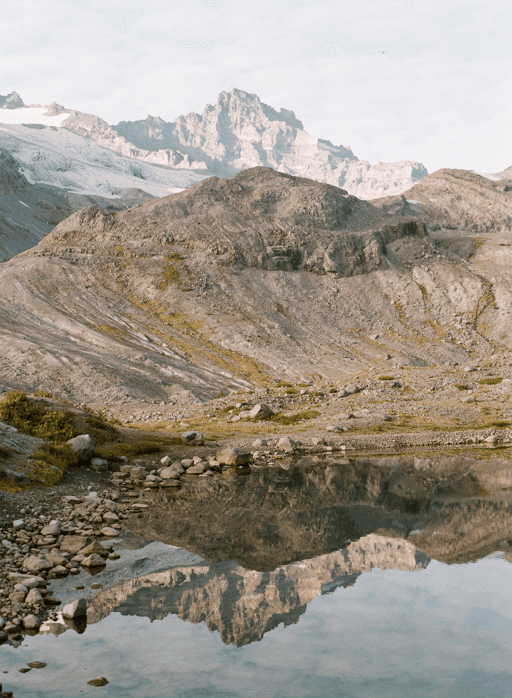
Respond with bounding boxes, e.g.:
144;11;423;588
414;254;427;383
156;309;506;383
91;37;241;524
62;496;81;505
181;459;193;468
60;535;92;554
12;519;25;529
186;464;205;474
1;468;31;484
79;540;109;558
66;434;94;460
25;588;44;605
100;527;119;537
160;455;172;466
62;598;87;619
47;565;69;579
249;403;275;419
277;436;300;452
90;457;108;472
102;511;119;523
344;384;360;395
81;553;106;568
23;556;53;573
41;520;61;537
22;614;41;630
216;446;251;466
0;631;8;643
160;467;181;480
181;430;204;446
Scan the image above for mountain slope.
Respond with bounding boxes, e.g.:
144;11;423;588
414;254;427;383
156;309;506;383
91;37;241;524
2;166;510;408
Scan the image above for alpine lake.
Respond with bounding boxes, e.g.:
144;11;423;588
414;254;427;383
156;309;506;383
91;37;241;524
2;452;512;698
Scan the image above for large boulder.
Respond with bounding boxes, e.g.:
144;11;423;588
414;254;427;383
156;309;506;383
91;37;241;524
62;598;87;619
66;434;94;461
216;446;251;466
181;430;204;446
249;403;275;419
22;556;53;574
60;535;93;554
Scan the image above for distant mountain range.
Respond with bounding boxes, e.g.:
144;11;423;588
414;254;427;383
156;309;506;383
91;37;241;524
0;88;429;261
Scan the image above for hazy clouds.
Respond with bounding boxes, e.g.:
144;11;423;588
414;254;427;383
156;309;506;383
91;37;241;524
1;0;511;173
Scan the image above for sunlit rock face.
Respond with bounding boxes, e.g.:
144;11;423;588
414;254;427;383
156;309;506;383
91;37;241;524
112;88;427;198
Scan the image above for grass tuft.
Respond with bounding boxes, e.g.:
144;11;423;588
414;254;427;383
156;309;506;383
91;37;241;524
478;377;503;385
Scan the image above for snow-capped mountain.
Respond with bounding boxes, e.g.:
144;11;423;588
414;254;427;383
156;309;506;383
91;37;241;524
0;88;428;261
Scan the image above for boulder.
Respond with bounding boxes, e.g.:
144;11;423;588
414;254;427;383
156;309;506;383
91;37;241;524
160;480;181;488
0;468;31;484
81;553;106;568
47;565;69;579
23;556;53;574
186;464;205;474
60;536;93;554
102;511;119;523
62;598;87;619
22;615;41;630
90;457;108;472
25;588;44;605
181;430;204;446
66;434;94;461
79;540;109;558
249;403;275;419
41;520;61;537
216;446;251;466
160;455;172;466
100;527;119;537
277;436;300;452
160;467;181;480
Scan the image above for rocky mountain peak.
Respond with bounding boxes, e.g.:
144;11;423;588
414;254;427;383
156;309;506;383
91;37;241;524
0;91;24;109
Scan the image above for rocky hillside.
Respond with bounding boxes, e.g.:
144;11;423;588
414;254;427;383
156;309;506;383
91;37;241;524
0;165;511;410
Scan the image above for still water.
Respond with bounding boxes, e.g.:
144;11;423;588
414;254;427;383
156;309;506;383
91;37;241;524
2;456;512;697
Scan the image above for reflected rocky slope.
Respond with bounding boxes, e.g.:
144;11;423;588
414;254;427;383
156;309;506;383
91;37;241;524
45;455;512;647
74;535;429;647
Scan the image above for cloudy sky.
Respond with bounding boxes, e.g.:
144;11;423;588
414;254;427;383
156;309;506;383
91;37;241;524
1;0;511;174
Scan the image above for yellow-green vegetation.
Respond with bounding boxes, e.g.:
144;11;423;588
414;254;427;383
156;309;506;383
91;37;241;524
96;324;131;342
33;443;80;468
269;409;320;425
127;298;273;386
478;377;503;385
0;391;79;442
159;253;182;291
417;283;428;301
378;376;395;381
285;387;299;395
34;390;55;398
454;383;470;390
84;415;119;446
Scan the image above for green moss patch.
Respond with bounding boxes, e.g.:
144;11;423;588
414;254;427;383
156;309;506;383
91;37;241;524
0;391;79;442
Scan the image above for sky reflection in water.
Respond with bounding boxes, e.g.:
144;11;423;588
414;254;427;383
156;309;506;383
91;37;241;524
2;553;512;698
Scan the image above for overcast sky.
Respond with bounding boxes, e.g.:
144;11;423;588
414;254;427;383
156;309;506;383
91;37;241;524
1;0;511;174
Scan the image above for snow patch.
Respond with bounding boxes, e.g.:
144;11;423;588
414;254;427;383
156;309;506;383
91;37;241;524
406;199;420;205
0;107;70;127
472;171;503;181
18;201;31;208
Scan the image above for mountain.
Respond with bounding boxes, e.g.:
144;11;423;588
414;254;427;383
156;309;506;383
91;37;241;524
0;89;428;261
0;165;511;408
